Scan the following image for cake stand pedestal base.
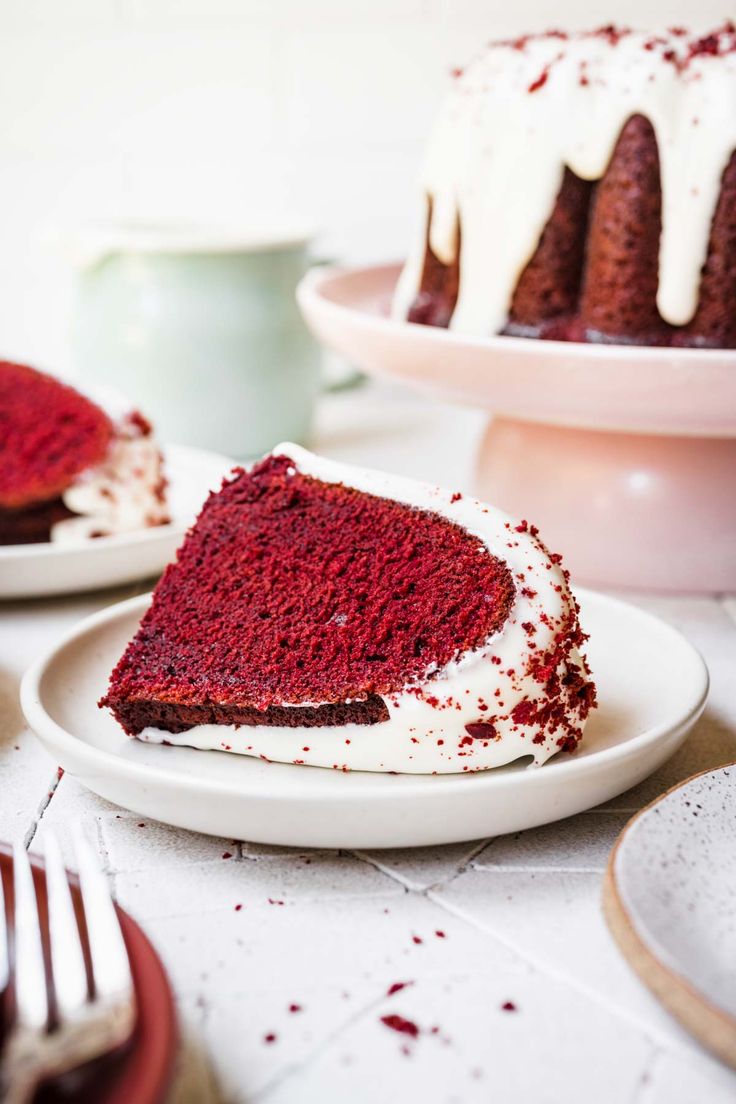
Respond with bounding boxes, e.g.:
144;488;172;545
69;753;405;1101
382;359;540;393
475;418;736;594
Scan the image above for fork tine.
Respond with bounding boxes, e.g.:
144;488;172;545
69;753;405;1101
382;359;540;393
44;832;88;1019
12;843;48;1031
72;826;133;1003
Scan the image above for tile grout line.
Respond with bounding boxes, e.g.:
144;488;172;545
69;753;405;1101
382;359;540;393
252;984;399;1102
431;889;736;1087
349;850;414;892
469;864;611;874
434;837;498;892
423;890;705;1067
347;846;696;1063
242;878;697;1101
629;1047;665;1104
350;836;492;895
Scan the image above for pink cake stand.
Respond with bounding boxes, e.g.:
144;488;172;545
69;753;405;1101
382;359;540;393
298;262;736;593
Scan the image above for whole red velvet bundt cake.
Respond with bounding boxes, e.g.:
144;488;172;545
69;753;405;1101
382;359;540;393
0;362;169;545
101;445;596;774
394;24;736;348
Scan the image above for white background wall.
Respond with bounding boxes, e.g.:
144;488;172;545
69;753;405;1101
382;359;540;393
0;0;732;373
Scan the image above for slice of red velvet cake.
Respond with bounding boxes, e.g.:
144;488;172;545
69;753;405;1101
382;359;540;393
0;361;169;545
100;445;595;774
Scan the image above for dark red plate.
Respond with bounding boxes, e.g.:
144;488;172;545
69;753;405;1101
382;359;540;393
0;847;178;1103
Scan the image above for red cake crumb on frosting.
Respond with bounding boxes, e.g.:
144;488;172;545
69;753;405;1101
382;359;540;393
0;361;113;509
102;455;516;735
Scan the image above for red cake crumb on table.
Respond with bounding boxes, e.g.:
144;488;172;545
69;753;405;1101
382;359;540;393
387;981;414;996
380;1014;420;1039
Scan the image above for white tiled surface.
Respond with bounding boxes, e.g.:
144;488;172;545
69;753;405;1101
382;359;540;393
0;0;732;374
2;382;736;1103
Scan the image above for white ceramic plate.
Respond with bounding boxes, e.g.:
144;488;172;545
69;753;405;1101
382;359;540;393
20;589;708;848
604;764;736;1069
0;445;234;598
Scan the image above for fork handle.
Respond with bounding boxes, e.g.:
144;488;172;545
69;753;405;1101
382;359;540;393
0;1055;42;1104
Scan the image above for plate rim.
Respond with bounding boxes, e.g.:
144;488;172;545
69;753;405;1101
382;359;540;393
0;442;234;560
20;586;709;801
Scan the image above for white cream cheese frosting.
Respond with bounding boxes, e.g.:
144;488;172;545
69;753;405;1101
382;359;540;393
51;408;168;543
393;25;736;335
138;444;594;774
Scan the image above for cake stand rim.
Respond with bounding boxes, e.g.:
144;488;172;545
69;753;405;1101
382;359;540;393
298;262;736;437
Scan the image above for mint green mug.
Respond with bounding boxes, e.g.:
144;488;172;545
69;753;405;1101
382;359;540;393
70;223;322;458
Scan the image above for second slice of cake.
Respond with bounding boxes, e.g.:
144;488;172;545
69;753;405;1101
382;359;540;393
100;445;595;773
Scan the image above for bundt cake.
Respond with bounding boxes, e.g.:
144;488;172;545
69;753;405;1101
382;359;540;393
101;445;595;774
394;24;736;348
0;362;169;544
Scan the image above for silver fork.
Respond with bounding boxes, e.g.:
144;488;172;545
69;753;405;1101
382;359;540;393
1;828;136;1104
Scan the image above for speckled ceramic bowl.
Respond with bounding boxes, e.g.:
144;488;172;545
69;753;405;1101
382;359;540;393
604;764;736;1069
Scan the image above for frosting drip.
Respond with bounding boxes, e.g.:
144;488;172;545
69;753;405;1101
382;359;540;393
393;24;736;334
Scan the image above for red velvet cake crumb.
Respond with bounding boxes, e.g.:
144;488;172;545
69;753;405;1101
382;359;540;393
528;68;549;92
380;1014;420;1039
464;721;499;740
387;982;413;996
101;456;516;735
0;361;113;509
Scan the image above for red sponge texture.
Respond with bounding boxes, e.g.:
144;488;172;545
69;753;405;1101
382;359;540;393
0;362;113;509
